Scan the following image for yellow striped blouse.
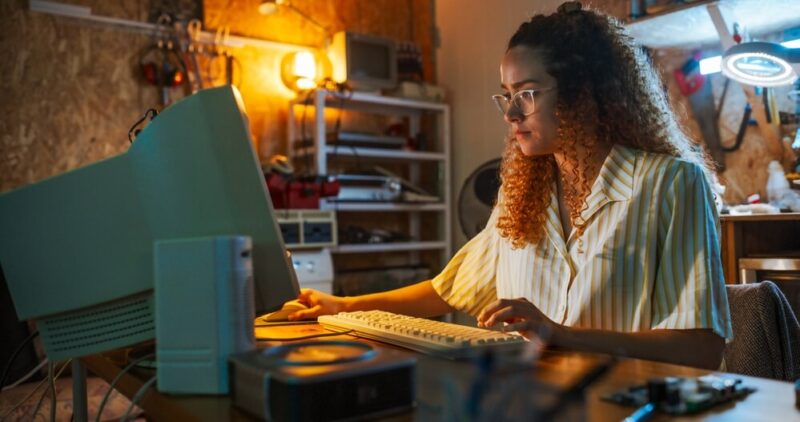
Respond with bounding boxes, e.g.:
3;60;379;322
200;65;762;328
433;144;732;339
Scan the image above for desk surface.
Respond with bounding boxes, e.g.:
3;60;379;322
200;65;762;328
81;323;800;422
720;212;800;222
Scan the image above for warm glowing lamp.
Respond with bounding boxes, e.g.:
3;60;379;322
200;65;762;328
258;0;285;15
280;50;331;92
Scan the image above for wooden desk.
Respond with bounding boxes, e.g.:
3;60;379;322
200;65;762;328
720;213;800;284
79;324;799;421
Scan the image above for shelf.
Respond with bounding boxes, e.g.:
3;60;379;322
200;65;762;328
321;201;447;211
329;91;448;112
295;146;446;161
331;241;448;254
287;87;453;263
29;0;314;50
290;90;448;113
626;0;800;48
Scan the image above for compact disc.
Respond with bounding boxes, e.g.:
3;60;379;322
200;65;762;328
263;340;376;366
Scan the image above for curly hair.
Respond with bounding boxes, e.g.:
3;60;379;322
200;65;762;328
496;2;713;248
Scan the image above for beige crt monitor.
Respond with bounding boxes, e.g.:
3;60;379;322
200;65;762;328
0;86;299;360
330;31;398;90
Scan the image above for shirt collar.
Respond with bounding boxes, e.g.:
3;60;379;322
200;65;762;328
542;144;637;257
581;144;637;221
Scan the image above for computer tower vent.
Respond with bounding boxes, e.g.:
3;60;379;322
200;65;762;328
38;294;155;361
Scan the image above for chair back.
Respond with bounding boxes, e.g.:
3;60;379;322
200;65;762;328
724;281;800;381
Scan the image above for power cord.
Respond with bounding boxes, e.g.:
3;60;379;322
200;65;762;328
27;361;57;422
0;329;39;389
49;361;56;422
119;375;157;422
94;353;155;422
127;109;159;144
0;358;47;392
256;328;353;342
0;359;70;422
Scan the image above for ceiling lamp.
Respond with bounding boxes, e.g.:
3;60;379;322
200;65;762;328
721;41;800;87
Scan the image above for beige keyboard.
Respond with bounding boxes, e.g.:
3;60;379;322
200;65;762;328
318;310;527;357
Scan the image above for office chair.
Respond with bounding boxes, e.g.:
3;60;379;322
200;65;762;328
724;281;800;381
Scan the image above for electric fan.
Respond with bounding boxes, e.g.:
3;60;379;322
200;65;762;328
457;158;501;239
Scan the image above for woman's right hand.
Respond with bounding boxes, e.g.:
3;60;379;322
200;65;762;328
289;288;349;320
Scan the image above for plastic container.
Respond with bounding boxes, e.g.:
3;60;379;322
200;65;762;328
766;160;791;204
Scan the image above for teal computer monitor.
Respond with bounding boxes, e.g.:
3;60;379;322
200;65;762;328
0;86;299;360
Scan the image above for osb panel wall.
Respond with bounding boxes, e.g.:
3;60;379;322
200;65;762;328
0;0;435;193
652;48;797;204
0;0;160;193
597;0;797;203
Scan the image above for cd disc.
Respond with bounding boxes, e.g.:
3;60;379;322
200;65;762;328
263;340;376;366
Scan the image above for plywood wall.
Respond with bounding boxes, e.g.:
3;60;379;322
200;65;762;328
1;0;157;192
653;47;797;203
1;0;797;204
0;0;435;192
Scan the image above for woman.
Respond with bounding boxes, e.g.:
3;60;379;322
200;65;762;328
289;1;731;369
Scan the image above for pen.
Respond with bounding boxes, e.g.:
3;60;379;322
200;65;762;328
624;402;655;422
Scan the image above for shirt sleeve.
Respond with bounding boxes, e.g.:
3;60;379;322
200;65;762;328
431;207;500;316
650;162;733;340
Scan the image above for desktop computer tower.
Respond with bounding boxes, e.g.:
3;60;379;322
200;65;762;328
154;235;255;394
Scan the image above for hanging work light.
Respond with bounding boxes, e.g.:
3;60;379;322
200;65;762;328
721;41;800;87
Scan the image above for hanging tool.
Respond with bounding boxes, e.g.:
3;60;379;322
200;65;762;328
184;19;204;92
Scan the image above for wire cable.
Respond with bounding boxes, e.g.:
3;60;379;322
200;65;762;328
0;359;69;422
256;328;353;342
94;353;155;422
48;361;56;422
0;330;39;389
0;358;47;392
29;381;49;422
31;363;54;421
119;376;157;422
29;359;71;422
127;109;159;144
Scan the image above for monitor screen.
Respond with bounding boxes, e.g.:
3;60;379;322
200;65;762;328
351;41;391;80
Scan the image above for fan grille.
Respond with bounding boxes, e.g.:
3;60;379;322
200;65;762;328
39;294;155;360
458;158;501;239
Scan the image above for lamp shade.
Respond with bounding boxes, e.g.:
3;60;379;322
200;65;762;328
280;50;331;92
258;0;285;15
721;42;800;87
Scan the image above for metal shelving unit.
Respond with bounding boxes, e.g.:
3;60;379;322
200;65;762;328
288;89;452;274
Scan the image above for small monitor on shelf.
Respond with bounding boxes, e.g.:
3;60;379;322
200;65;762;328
0;86;299;360
330;31;398;91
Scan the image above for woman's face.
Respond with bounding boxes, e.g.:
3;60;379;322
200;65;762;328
499;46;559;156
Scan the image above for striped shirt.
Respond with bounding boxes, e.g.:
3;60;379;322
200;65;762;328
433;144;732;339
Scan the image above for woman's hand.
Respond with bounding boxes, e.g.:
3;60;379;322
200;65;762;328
477;297;560;341
289;288;349;320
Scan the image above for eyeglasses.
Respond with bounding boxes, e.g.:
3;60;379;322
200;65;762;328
491;87;556;116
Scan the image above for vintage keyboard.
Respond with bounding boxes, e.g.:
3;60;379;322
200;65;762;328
318;310;527;357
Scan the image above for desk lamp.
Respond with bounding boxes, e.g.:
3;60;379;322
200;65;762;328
721;41;800;87
258;0;332;91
